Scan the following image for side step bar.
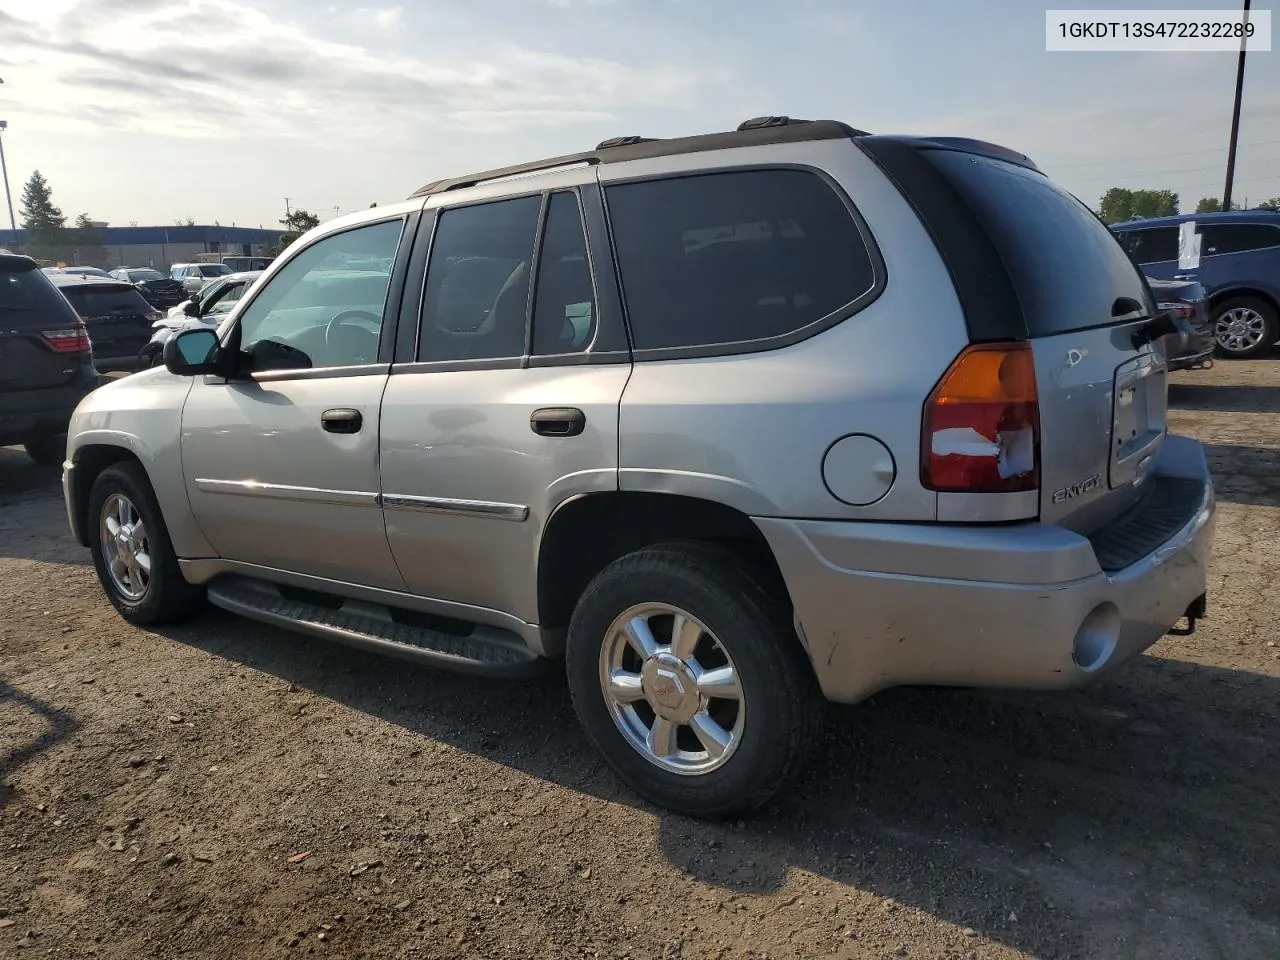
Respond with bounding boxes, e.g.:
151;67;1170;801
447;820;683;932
207;576;544;678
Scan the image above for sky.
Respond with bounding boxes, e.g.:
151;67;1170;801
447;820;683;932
0;0;1277;230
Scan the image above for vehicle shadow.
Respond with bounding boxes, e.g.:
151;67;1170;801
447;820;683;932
1202;442;1280;508
0;447;61;500
163;613;1280;959
1168;381;1280;414
0;679;81;811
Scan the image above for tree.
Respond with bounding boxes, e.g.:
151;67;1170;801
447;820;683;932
174;217;196;227
19;170;69;261
1099;187;1179;224
71;213;108;267
1195;197;1223;214
270;208;321;256
1257;197;1280;212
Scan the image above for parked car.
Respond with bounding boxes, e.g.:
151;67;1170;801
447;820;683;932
170;261;233;295
60;266;112;279
62;118;1215;816
109;267;188;310
0;254;98;465
49;275;163;372
220;255;273;273
137;271;263;369
1113;211;1280;358
1147;277;1214;371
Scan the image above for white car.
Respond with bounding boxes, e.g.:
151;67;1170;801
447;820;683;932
170;262;233;295
137;271;262;368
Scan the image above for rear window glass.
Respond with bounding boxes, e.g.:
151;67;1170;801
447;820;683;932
606;169;875;351
1203;223;1280;255
60;285;152;316
128;269;165;281
926;150;1153;335
0;264;76;318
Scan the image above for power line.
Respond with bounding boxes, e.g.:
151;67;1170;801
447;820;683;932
1069;154;1280;185
1050;137;1280;169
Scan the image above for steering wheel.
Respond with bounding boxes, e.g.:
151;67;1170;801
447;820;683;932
323;310;381;365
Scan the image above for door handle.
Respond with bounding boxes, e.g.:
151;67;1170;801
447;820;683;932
530;407;586;437
321;407;363;434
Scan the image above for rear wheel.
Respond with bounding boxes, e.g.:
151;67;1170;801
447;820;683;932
87;462;204;625
565;542;822;817
1213;297;1278;358
23;434;66;467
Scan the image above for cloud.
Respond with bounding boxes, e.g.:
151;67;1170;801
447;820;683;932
352;6;402;28
0;0;704;142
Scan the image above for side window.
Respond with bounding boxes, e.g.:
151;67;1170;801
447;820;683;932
605;169;874;351
207;280;249;315
235;218;404;371
532;192;597;355
419;196;541;362
1203;223;1280;256
1127;227;1179;264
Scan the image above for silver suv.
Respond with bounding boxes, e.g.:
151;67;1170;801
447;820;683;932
62;118;1215;816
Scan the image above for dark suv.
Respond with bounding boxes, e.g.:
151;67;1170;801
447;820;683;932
1113;211;1280;357
0;254;98;465
49;275;163;372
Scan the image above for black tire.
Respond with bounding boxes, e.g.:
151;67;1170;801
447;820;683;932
87;461;205;625
565;542;823;817
1212;296;1278;359
137;344;163;370
23;434;66;467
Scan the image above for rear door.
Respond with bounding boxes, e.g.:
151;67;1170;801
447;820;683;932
0;258;86;391
916;148;1169;533
1120;224;1183;283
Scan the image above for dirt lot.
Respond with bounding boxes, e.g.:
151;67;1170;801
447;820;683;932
2;360;1278;960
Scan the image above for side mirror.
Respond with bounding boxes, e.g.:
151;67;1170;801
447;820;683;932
163;328;221;376
182;299;200;317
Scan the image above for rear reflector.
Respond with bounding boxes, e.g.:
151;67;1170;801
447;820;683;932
42;324;92;354
922;341;1039;493
1156;301;1195;319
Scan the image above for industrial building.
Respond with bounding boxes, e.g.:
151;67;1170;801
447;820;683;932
1;224;285;271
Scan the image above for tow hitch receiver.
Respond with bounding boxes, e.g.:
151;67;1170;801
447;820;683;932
1168;593;1208;637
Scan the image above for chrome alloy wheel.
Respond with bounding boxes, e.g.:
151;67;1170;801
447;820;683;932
100;493;151;601
599;603;745;775
1216;306;1268;354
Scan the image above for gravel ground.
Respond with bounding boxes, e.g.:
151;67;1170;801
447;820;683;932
2;359;1278;960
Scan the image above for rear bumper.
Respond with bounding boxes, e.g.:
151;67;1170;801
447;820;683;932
0;371;98;446
757;435;1215;704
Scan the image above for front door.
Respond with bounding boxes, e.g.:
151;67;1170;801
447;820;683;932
379;187;631;624
180;216;411;590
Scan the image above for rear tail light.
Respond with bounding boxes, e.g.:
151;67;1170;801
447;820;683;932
922;341;1039;493
42;323;92;354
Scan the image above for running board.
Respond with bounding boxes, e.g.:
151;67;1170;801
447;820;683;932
206;576;544;677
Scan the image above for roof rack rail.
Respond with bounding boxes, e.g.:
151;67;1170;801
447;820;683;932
408;119;870;198
737;115;804;130
596;135;658;150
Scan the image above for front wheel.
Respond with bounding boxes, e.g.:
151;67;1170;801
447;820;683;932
1213;297;1278;358
565;543;822;817
87;462;204;625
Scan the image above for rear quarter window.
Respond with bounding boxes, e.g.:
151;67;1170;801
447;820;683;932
1203;223;1280;255
925;150;1154;336
605;169;878;353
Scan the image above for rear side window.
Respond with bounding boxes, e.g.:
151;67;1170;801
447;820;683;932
1123;227;1179;264
925;150;1153;336
532;192;597;355
605;169;875;351
60;285;153;317
1203;223;1280;255
0;263;77;320
419;196;541;362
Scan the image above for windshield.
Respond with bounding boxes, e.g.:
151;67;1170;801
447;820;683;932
199;264;233;277
128;269;165;281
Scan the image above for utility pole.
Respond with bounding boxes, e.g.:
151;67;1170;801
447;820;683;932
0;78;18;252
1222;0;1251;211
284;197;292;224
